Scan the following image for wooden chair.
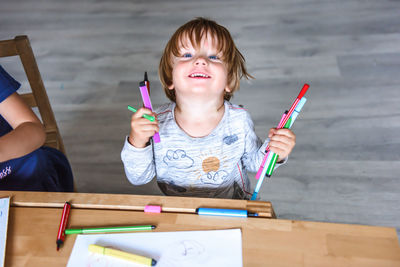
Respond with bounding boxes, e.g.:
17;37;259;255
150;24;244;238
0;35;66;154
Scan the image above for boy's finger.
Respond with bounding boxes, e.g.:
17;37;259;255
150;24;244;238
268;145;286;158
269;137;288;147
268;128;277;138
269;140;291;150
274;128;295;138
131;119;159;131
131;112;158;124
269;137;295;151
140;123;159;132
133;107;155;118
271;134;293;142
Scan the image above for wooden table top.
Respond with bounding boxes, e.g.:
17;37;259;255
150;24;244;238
2;191;400;267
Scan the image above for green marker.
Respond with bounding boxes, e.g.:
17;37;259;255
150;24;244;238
265;117;292;177
65;225;156;235
128;105;155;122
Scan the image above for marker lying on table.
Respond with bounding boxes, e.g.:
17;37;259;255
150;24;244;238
89;244;157;266
127;105;155;122
196;208;258;217
65;225;156;234
56;202;71;251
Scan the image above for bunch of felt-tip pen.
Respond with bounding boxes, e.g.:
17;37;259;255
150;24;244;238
251;83;310;200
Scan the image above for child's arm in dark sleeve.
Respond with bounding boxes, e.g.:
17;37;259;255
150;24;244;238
0;93;46;162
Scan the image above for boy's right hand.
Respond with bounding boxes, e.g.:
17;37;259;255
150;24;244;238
128;107;159;148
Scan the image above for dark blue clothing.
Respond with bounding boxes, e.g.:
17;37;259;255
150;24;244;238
0;65;19;137
0;65;73;191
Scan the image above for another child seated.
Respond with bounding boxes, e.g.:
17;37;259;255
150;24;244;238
121;17;295;199
0;65;74;191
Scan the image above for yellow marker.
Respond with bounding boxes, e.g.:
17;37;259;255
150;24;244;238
88;244;157;266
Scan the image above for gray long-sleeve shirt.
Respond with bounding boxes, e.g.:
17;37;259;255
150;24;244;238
121;101;284;199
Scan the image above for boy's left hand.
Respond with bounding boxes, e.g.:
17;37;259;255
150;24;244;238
267;128;296;162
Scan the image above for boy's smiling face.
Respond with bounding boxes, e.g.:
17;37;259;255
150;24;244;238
168;33;231;102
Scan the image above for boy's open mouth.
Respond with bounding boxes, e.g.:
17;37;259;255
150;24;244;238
188;72;211;78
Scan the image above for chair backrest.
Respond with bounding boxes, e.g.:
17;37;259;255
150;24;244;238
0;35;66;154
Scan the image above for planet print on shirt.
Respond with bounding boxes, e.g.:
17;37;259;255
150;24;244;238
197;153;228;185
202;157;220;173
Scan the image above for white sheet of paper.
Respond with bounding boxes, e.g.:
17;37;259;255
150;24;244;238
0;197;10;267
67;228;242;267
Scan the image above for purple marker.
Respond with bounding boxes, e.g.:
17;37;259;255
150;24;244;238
139;80;160;143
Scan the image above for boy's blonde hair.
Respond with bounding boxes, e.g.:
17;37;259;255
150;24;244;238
159;17;253;102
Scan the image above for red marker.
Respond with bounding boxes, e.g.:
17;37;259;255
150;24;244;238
277;83;309;129
56;202;71;251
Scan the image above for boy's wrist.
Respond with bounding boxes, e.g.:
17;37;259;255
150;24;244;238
276;156;288;164
128;135;149;148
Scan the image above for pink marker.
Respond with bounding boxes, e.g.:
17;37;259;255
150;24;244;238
255;112;287;180
139;80;160;143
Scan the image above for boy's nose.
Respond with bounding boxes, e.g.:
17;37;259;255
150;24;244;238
194;56;208;66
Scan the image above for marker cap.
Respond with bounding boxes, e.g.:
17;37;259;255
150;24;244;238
297;84;309;99
294;97;307;112
144;205;162;213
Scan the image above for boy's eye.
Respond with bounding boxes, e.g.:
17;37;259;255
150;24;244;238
208;55;219;60
182;53;192;58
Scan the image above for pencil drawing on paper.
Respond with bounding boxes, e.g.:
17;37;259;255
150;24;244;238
157;240;207;267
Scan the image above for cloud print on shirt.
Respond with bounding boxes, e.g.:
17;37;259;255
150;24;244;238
163;149;194;169
223;134;238;145
201;170;228;185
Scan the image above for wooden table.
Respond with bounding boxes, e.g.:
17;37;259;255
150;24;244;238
2;191;400;266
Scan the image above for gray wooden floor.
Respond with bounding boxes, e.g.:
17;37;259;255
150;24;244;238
1;0;399;237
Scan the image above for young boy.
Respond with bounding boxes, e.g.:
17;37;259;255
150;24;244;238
121;17;296;199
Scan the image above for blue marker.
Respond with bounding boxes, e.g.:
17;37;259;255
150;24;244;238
196;208;258;218
251;174;265;200
289;97;307;128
